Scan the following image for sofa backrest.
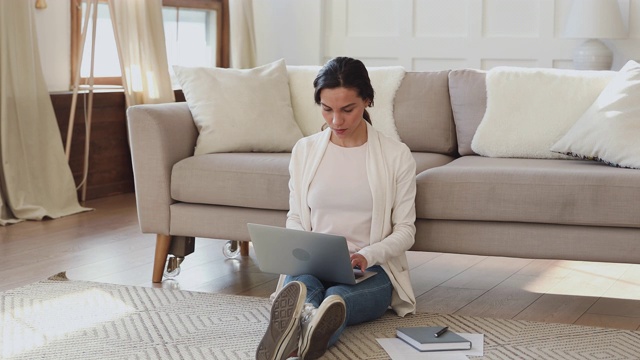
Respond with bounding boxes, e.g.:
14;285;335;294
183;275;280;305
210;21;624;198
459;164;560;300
286;67;489;157
394;71;458;156
448;69;487;156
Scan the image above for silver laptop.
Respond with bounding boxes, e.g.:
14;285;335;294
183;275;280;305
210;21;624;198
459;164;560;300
247;223;377;285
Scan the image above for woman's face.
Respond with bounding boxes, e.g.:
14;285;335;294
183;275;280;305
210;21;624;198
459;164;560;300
319;87;370;147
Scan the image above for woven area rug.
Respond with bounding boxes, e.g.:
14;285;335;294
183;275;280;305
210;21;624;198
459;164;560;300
1;274;639;359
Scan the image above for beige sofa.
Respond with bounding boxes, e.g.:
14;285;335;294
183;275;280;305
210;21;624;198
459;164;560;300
127;69;640;283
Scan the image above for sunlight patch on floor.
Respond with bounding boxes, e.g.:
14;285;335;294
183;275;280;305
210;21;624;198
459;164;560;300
1;288;135;358
521;260;640;300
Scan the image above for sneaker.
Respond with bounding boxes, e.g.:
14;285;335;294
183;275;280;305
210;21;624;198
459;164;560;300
298;295;346;360
257;281;307;360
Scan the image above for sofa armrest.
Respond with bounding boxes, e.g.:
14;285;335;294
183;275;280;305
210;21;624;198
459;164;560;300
127;102;197;234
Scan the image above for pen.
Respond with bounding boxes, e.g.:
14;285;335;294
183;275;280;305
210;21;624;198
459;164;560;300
434;326;448;338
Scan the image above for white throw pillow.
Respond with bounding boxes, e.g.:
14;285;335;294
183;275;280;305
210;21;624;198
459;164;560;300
367;66;405;142
551;60;640;169
174;59;303;155
471;67;615;159
287;65;324;136
286;65;404;142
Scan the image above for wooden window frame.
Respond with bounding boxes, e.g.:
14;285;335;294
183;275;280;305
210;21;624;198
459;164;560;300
70;0;229;88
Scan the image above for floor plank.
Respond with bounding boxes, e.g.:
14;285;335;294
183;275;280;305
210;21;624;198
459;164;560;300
454;274;559;319
514;293;599;324
416;286;486;314
410;253;485;296
440;256;533;290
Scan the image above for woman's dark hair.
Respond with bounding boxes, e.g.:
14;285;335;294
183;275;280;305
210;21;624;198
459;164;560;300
313;57;374;125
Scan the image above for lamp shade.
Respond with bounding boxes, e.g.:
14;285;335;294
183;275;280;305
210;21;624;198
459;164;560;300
563;0;627;39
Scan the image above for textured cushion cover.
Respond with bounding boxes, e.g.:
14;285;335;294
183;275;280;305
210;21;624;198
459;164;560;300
471;67;614;159
448;69;487;156
287;65;324;136
174;59;303;155
171;153;291;211
411;152;456;174
365;66;406;142
416;156;640;228
551;60;640;169
171;151;456;216
394;71;457;155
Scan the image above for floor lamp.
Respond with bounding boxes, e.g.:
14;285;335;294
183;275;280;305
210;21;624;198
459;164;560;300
65;0;127;202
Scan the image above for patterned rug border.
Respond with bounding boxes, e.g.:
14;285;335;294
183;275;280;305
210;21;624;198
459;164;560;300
1;274;639;360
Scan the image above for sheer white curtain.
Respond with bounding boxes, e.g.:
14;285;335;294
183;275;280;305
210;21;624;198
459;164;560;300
0;0;88;225
109;0;174;106
230;0;257;68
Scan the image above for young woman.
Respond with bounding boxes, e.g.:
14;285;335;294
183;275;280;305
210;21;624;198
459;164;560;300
257;57;417;360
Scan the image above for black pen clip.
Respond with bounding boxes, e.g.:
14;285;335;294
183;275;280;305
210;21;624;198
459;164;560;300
434;326;448;338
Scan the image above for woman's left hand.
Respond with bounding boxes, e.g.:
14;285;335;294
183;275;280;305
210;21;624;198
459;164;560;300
350;253;368;271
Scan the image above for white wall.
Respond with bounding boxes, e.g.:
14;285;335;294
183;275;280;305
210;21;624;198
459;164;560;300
253;0;323;65
317;0;640;71
36;0;640;91
34;0;71;92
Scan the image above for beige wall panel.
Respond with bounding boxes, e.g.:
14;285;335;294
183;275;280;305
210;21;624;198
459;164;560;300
553;0;572;37
413;58;468;71
552;59;574;69
358;57;403;67
483;0;541;38
414;0;469;37
346;0;399;37
631;0;640;38
481;59;538;69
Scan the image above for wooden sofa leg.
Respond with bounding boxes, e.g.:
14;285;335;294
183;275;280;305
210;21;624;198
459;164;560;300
152;234;172;283
240;241;250;256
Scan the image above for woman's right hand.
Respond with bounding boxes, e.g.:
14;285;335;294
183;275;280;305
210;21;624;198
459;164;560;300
350;253;368;271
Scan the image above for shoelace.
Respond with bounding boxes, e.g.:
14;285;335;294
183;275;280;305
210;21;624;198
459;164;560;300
300;303;317;324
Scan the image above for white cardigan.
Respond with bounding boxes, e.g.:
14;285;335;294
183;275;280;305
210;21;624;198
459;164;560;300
282;122;417;316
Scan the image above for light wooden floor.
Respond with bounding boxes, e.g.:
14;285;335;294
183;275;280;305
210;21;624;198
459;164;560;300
2;193;640;331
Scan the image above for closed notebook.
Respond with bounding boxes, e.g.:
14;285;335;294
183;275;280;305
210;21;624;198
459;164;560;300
396;326;472;352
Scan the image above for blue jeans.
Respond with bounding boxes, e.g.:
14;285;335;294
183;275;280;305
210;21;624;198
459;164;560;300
284;265;392;347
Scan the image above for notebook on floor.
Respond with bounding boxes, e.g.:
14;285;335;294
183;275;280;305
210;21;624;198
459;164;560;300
247;223;377;285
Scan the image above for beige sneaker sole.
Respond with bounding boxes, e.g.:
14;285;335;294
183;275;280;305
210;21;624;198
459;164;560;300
256;281;306;360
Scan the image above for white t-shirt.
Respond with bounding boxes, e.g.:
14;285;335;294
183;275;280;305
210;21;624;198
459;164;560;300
307;141;373;253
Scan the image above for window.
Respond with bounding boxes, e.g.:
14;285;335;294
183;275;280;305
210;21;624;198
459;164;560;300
70;0;229;88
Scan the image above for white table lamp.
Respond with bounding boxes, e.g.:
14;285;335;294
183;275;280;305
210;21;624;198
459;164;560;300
563;0;627;70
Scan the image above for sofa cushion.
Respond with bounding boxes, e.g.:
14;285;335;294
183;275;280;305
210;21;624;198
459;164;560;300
448;69;486;156
173;59;303;155
172;152;455;212
551;60;640;169
412;152;456;174
416;156;640;228
171;153;292;211
471;67;614;159
394;71;457;155
287;65;324;136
